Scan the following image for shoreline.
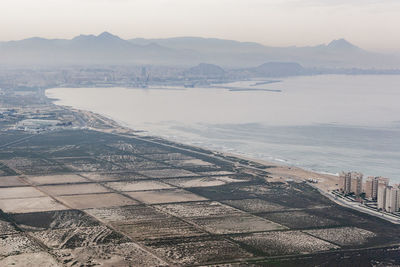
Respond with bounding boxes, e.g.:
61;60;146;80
45;87;400;180
58;103;341;188
47;94;400;225
79;106;400;224
3;88;400;265
48;89;341;181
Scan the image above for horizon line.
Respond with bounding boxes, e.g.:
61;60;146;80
0;31;358;50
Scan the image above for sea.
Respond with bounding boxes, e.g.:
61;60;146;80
46;75;400;182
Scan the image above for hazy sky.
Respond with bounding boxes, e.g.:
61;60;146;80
1;0;400;52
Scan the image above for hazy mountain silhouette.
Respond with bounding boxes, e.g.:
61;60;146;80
0;32;398;68
129;36;267;53
327;38;361;51
185;63;226;77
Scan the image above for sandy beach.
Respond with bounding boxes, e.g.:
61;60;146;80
77;107;342;193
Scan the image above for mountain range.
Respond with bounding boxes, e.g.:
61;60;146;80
0;32;399;68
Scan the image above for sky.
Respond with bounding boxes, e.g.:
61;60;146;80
1;0;400;52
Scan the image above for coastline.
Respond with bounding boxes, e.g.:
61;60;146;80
57;102;341;190
48;90;341;188
47;95;400;225
3;90;400;265
46;81;400;181
58;104;343;186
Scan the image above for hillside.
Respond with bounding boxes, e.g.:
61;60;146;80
0;32;399;68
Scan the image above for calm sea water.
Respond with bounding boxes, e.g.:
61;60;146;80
46;75;400;181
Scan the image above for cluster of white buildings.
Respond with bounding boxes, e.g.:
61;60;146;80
15;119;66;132
340;172;399;213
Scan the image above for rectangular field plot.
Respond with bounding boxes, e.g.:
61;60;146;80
142;152;194;161
54;157;123;172
138;168;199;179
192;215;286;234
105;180;173;192
10;210;100;231
0;176;26;187
79;172;147;182
0;252;63;267
23;165;70;175
53;243;167;267
30;226;129;249
1;158;69;175
1;158;54;171
0;169;8;177
116;216;207;240
0;234;43;257
308;207;371;225
0;217;18;235
222;198;293;213
57;193;138;209
40;145;94;158
167;159;214;168
232;231;339;256
86;205;167;225
186;187;252;202
259;210;341;229
172;165;223;173
164;177;226;188
26;174;90;185
98;154;143;163
98;155;167;170
0;197;69;214
165;176;247;188
39;183;110;196
0;163;18;177
126;189;207;204
109;141;170;154
0;187;46;199
196;170;236;176
143;236;253;265
154;201;242;218
304;227;376;247
240;183;333;209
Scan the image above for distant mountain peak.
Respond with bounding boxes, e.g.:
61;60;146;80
97;31;120;40
72;32;122;42
327;38;360;50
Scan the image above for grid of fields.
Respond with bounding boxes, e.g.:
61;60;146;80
1;129;400;266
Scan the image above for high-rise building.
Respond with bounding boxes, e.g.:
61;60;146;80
365;177;373;199
340;172;352;194
377;183;387;210
365;176;389;200
351;172;363;196
377;181;400;213
384;186;399;213
340;172;363;195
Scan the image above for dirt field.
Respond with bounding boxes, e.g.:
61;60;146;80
0;126;400;266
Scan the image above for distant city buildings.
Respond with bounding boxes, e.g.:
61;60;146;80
14;119;72;132
340;172;399;214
